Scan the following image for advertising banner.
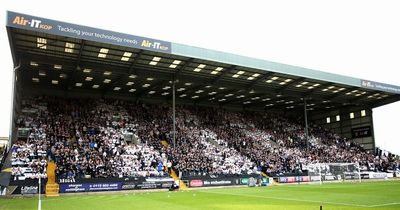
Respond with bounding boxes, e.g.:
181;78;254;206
352;126;372;138
279;176;310;183
59;178;174;193
6;11;171;54
361;80;400;94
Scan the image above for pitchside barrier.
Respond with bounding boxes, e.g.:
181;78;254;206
6;171;397;195
181;174;271;188
8;176;174;195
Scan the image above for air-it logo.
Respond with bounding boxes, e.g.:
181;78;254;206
12;16;53;30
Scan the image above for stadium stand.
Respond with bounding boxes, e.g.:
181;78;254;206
10;96;399;183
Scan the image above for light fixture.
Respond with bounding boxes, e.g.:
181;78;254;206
142;84;151;88
65;42;75;53
51;80;59;85
98;48;109;58
30;61;38;66
113;87;121;91
232;74;240;78
285;79;292;82
252;73;260;77
163;86;171;90
123;52;132;57
194;64;206;72
103;79;111;83
195;90;204;93
211;71;219;75
32;77;39;82
37;37;47;49
266;80;273;83
126;82;134;86
169;64;177;68
54;64;62;70
75;83;82;87
104;71;112;76
179;94;187;98
172;60;181;65
92;84;99;88
271;76;279;80
147;78;154;81
129;88;136;92
152;57;161;61
149;91;155;94
85;77;93;81
184;83;192;86
129;74;137;79
121;52;132;61
83;68;92;73
237;71;245;75
192;95;199;99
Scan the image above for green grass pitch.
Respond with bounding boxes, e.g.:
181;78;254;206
1;180;399;210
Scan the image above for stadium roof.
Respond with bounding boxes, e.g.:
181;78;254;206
6;11;400;112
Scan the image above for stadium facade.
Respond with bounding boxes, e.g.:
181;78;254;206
2;11;400;194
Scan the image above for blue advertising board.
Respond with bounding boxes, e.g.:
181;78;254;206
60;182;122;193
6;11;171;54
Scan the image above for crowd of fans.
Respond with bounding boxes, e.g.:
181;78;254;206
10;96;399;181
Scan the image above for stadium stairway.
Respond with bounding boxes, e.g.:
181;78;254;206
170;169;188;190
160;140;169;147
45;161;59;197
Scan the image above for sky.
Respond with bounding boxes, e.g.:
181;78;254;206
0;0;399;154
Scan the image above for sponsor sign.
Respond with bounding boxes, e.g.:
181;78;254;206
369;172;388;179
7;11;171;53
352;126;372;138
60;179;173;193
189;180;203;187
280;176;310;183
203;179;234;186
21;186;38;194
324;175;335;181
310;176;321;181
60;183;86;193
361;80;400;94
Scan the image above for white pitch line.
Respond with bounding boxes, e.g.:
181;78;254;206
368;202;400;207
202;191;370;208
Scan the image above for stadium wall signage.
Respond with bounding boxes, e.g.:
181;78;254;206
7;11;171;53
185;175;268;188
59;177;174;193
361;80;400;94
351;126;372;138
